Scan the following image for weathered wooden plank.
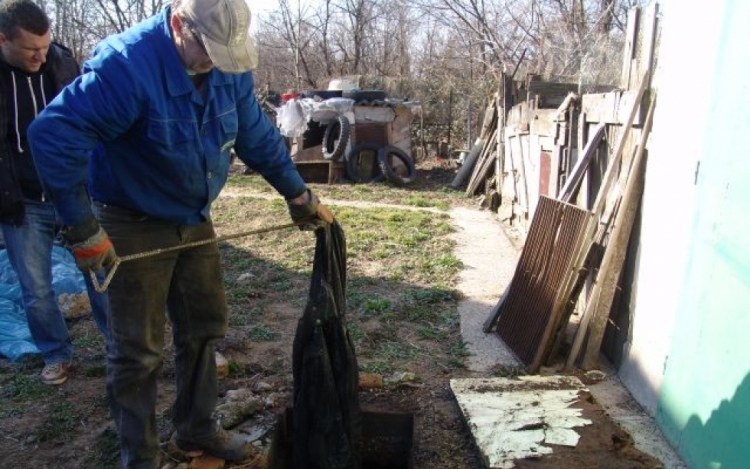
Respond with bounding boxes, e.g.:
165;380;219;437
591;72;650;217
616;90;645;127
558;122;606;203
292;144;324;162
479;96;498;138
522;134;540;216
538;135;556;152
621;7;639;89
580;96;656;370
553;92;578;122
467;150;498;197
529;109;558;137
549;145;561;198
495;88;505;200
580;92;612;124
353;106;395;123
466;128;498;196
390;108;413;158
450;138;485;190
502;132;519;206
641;4;659;90
562;73;650;370
511;134;529;215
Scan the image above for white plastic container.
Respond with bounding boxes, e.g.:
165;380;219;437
328;76;360;91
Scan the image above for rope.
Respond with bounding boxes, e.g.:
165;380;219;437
89;222;298;292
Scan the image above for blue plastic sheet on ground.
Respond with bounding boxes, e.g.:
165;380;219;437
0;246;88;361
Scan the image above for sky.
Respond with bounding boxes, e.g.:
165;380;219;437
248;0;318;19
248;0;277;16
247;0;277;32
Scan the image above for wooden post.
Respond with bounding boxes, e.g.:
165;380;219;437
496;75;506;202
621;7;639;89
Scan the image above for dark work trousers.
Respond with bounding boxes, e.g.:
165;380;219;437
94;202;227;469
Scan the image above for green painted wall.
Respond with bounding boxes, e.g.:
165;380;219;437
655;2;750;468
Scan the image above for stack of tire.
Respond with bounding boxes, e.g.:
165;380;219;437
320;89;417;186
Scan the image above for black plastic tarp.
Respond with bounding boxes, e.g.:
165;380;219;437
291;221;361;469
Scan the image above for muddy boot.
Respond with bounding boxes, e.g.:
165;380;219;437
172;428;256;462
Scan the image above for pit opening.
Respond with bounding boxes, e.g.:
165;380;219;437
267;407;414;469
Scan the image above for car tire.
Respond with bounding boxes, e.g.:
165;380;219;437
322;116;351;161
345;142;385;183
377;145;417;186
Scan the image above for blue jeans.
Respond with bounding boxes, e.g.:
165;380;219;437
94;203;226;469
1;200;110;364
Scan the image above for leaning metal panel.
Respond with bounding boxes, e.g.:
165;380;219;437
494;196;591;367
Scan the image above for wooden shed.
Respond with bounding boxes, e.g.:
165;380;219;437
291;101;417;184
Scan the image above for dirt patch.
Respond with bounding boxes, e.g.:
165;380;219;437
511;390;663;469
0;157;663;469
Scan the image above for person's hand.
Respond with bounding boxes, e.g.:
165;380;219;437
287;189;334;231
62;218;117;272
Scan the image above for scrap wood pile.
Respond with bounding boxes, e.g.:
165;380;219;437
453;4;659;374
484;82;656;374
449;95;502;201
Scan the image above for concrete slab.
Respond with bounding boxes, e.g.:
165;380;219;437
450;376;591;469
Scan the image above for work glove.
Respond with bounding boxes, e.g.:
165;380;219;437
62;217;117;272
287;189;334;231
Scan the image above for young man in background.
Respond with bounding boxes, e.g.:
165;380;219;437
0;0;109;385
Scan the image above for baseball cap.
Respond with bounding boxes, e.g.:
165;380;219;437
181;0;258;73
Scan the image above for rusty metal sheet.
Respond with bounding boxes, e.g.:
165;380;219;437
493;196;591;369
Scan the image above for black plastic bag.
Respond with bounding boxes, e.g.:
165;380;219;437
291;221;361;469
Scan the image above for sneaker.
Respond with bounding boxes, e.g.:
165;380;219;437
172;428;256;462
41;361;71;385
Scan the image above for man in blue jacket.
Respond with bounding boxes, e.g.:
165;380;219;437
0;0;109;385
29;0;332;467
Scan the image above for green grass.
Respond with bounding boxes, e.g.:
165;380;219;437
37;402;79;442
1;374;54;401
376;340;420;361
248;323;277;341
414;325;447;341
228;359;244;377
0;163;472;451
73;334;104;348
82;426;120;469
359;297;393;316
359;360;395;375
223;172;466;209
228;304;265;326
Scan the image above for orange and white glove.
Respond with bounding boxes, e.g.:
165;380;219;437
287;189;334;231
62;218;117;272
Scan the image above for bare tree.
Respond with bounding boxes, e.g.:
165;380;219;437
93;0;166;33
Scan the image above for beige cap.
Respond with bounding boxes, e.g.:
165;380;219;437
181;0;258;73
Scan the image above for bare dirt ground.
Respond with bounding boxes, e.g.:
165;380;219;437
0;158;664;469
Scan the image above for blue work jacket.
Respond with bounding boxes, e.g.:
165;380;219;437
29;7;306;227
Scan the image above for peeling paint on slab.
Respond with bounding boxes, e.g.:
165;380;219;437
450;376;592;469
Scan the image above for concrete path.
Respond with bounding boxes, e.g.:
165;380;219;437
450;206;522;372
